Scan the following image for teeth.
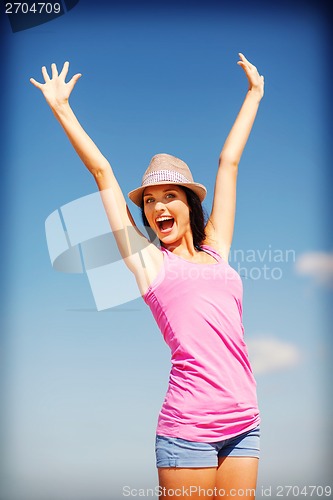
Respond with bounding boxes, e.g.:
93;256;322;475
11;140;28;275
156;216;173;222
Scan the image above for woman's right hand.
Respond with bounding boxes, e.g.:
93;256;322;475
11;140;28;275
30;61;82;109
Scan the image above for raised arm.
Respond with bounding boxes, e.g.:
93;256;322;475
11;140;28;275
205;53;264;261
30;62;161;290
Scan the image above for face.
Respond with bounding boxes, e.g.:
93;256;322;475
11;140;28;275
143;184;191;247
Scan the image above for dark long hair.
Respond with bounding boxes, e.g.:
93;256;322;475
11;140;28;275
141;185;207;249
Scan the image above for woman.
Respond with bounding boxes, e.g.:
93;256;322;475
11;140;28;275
30;53;264;499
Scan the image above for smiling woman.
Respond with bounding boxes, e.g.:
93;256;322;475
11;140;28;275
30;53;264;499
141;182;207;254
143;184;192;241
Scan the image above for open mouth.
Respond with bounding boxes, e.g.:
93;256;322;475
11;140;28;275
156;216;175;233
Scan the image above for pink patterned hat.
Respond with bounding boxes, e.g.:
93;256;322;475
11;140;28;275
128;153;207;206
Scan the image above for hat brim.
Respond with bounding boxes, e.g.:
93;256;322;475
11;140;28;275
128;181;207;207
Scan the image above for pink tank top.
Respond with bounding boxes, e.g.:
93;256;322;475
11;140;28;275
144;244;260;442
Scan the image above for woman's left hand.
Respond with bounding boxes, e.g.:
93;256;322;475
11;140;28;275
237;53;264;99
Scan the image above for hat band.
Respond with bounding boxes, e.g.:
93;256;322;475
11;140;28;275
142;169;192;186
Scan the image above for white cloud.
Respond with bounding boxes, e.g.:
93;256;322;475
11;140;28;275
247;336;302;375
295;251;333;287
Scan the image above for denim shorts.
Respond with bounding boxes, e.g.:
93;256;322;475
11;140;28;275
155;425;260;468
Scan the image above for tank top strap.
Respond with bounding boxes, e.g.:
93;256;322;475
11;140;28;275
199;244;223;262
161;244;223;262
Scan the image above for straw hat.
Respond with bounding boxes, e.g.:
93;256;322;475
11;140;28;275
128;153;207;206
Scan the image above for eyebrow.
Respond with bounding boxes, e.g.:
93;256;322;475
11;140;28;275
143;188;178;198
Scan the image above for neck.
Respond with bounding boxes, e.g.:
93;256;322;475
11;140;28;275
162;233;199;257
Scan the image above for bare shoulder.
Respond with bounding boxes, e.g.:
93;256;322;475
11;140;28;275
129;241;164;296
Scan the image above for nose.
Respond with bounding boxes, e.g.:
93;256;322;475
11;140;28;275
154;201;166;212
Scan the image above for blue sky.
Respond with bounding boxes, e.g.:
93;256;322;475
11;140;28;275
1;1;332;499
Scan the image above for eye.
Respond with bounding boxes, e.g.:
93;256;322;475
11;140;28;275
165;193;176;199
145;197;154;204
